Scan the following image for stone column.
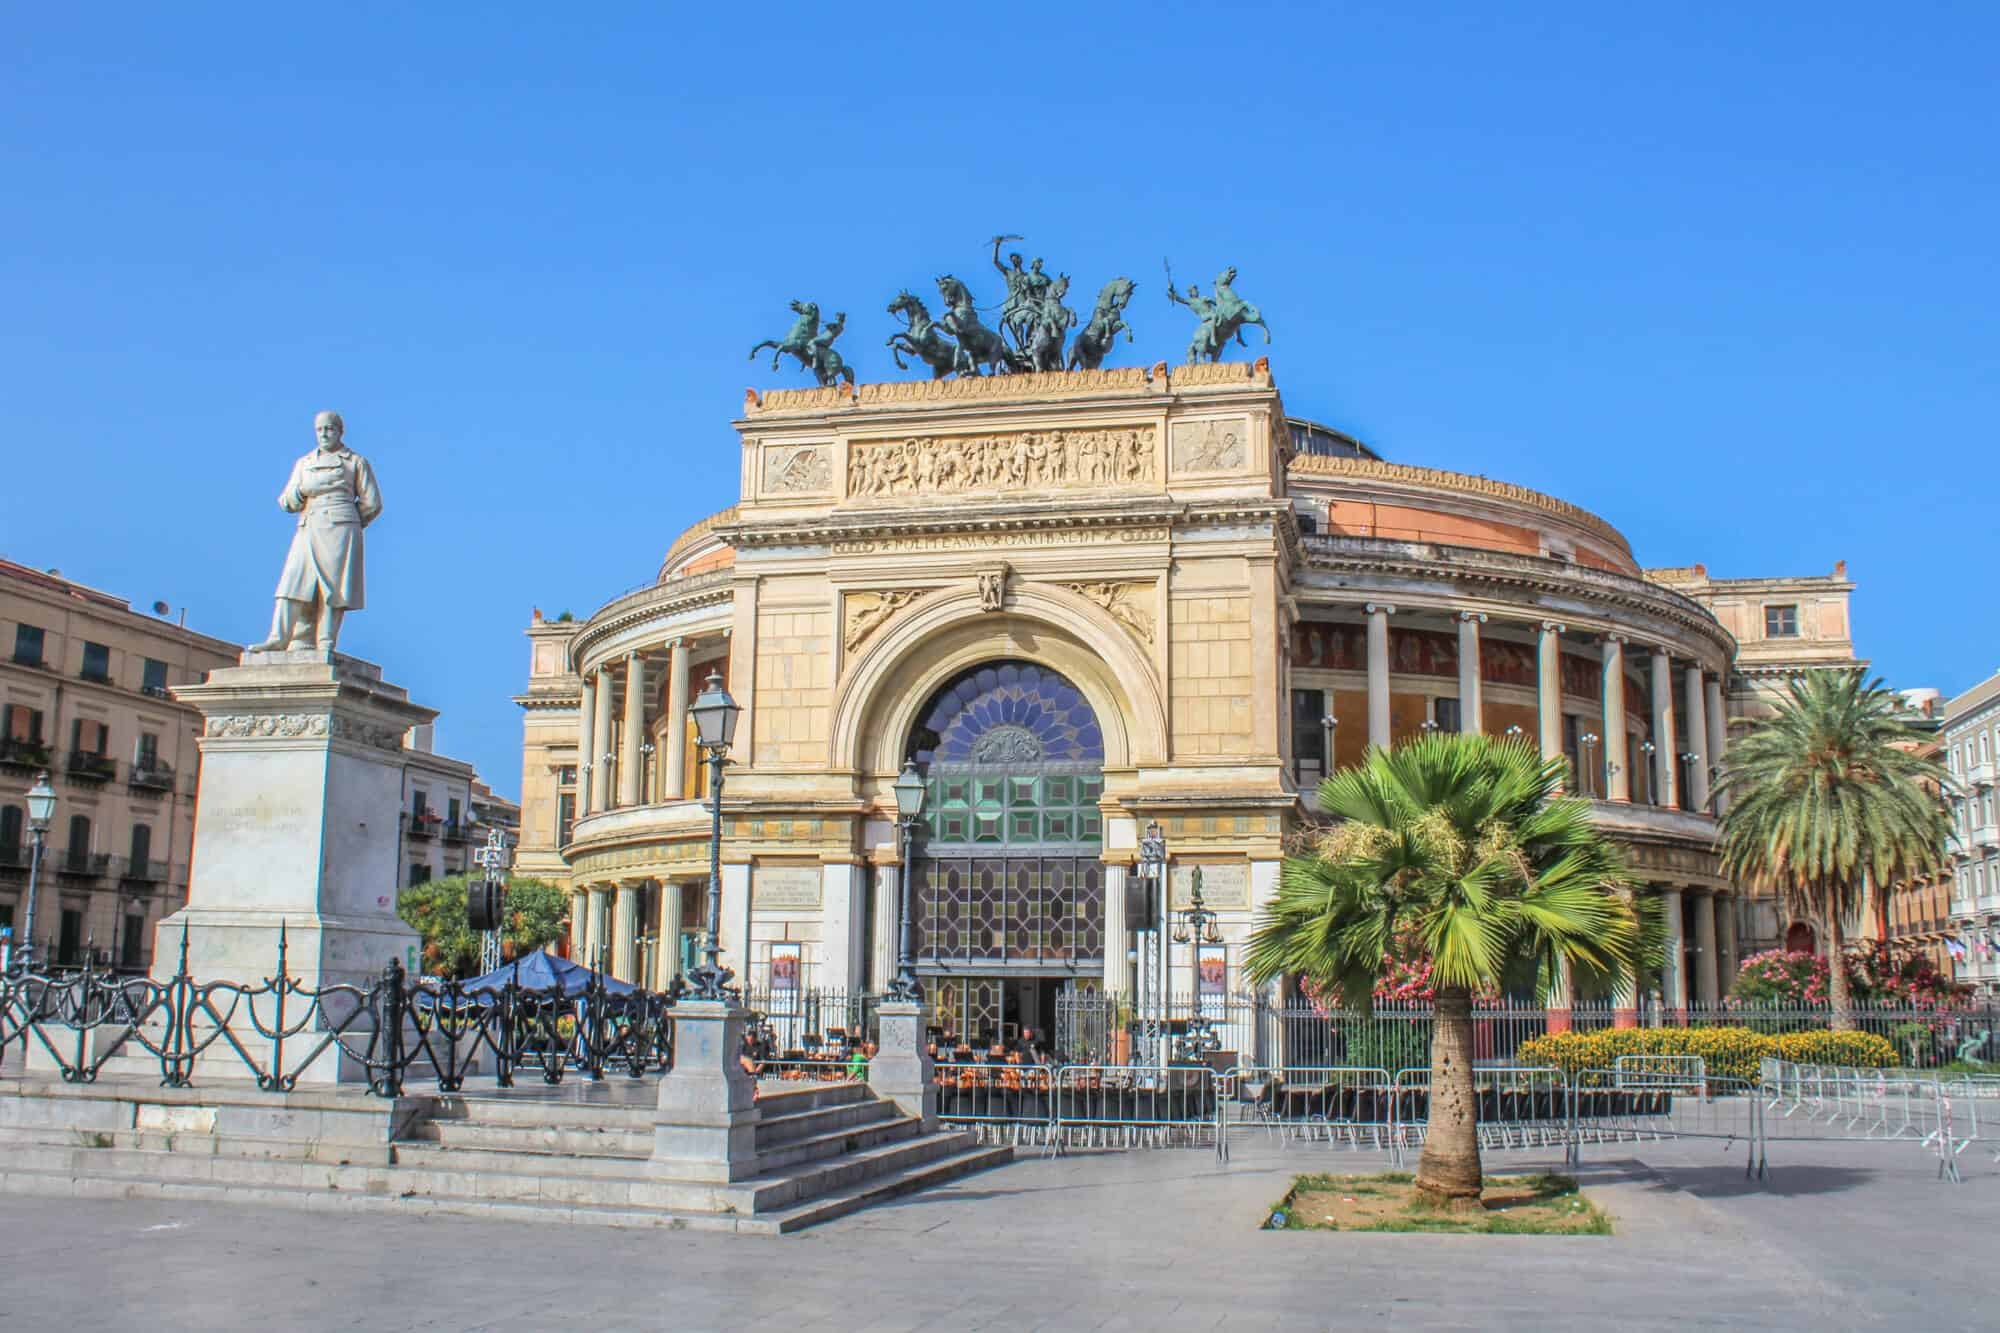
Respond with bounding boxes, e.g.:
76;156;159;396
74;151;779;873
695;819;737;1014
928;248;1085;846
1602;635;1630;802
718;862;751;980
590;666;615;813
613;880;639;983
1611;964;1639;1029
1716;892;1739;989
1365;602;1393;749
1692;890;1719;1008
576;674;597;818
1546;953;1573;1034
586;884;611;970
1659;884;1687;1022
656;880;685;989
568;888;587;957
1683;664;1710;813
618;652;646;808
1456;612;1485;733
1102;864;1128;999
662;637;690;802
1650;648;1678;809
1537;621;1565;766
871;865;899;993
1705;675;1729;815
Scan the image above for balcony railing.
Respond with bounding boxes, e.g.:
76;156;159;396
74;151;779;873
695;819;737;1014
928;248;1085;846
122;857;166;884
10;651;48;670
65;751;117;783
441;820;469;844
0;737;52;769
141;683;172;700
404;813;437;840
0;844;30;873
1968;759;1997;790
129;761;176;793
57;851;111;878
78;666;112;685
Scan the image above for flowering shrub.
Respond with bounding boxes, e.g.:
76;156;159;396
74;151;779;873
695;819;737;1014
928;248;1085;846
1518;1028;1786;1084
1731;944;1972;1009
1730;950;1830;1005
1773;1030;1900;1068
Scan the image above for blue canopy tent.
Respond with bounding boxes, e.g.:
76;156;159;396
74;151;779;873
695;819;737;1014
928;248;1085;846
458;948;636;997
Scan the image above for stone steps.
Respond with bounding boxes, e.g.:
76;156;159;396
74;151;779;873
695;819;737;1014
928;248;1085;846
0;1139;1012;1234
412;1118;655;1158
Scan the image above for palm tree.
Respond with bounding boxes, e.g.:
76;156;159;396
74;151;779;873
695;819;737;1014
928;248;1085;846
1716;670;1951;1028
1247;732;1641;1209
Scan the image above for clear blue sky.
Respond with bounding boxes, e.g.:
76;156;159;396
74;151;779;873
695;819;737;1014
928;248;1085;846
4;4;1993;796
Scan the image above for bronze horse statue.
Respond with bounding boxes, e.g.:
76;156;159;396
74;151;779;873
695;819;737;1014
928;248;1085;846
885;290;959;379
1068;276;1137;370
936;274;1022;376
1167;265;1271;364
749;300;854;387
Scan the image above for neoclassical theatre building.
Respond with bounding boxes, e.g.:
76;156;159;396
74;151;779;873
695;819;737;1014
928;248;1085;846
517;362;1764;1038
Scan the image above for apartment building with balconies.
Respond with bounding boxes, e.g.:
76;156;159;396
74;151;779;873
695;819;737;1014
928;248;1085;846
0;560;239;970
1944;670;2000;997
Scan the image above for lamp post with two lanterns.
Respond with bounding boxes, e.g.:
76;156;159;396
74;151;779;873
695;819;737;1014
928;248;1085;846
888;761;927;1002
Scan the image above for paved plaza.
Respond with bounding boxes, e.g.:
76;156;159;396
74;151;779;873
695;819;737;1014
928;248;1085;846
0;1137;1988;1331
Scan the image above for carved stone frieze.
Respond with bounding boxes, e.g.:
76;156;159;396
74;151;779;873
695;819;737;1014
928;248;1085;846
330;714;410;752
843;588;933;652
201;711;407;754
204;713;328;741
846;427;1156;499
1171;418;1248;474
1064;580;1156;644
762;445;832;494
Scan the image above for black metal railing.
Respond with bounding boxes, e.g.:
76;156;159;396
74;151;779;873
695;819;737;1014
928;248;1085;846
404;814;436;840
0;737;51;769
65;751;116;783
122;857;166;884
441;821;468;844
57;850;111;878
0;844;29;872
0;930;677;1096
128;762;175;793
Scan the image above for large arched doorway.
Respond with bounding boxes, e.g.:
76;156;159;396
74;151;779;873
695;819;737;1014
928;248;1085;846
906;660;1106;1046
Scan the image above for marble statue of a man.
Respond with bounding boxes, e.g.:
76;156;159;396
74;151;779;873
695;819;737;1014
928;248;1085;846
252;411;383;653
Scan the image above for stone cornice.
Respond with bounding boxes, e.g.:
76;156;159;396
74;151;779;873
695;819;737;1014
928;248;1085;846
569;569;735;667
1297;535;1736;664
739;359;1275;420
721;496;1185;550
1288;455;1632;560
660;505;740;578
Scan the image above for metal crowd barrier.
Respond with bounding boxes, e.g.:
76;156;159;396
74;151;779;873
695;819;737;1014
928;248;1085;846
1391;1065;1571;1162
1758;1058;2000;1183
1050;1065;1221;1158
1218;1065;1396;1152
933;1060;1057;1146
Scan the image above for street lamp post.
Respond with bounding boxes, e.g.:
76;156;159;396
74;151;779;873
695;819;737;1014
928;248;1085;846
17;772;55;973
685;672;741;1002
1136;820;1167;1069
1169;866;1223;1062
1319;715;1336;781
1580;732;1600;799
888;761;926;1002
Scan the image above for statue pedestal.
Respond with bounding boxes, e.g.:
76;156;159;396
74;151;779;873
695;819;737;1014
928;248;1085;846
157;649;430;992
651;1001;761;1182
870;1001;938;1131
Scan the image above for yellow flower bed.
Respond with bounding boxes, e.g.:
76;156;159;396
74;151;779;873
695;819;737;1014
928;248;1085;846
1517;1027;1898;1085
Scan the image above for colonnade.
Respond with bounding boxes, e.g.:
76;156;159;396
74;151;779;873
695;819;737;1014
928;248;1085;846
1333;606;1728;813
574;636;702;821
564;876;694;990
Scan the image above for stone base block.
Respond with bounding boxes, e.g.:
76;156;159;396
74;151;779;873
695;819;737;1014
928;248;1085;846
870;1001;937;1130
651;1001;762;1182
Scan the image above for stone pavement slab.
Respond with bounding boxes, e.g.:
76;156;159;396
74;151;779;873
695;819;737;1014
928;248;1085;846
0;1138;1987;1331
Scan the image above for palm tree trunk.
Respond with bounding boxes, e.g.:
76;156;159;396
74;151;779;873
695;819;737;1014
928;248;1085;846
1823;896;1854;1032
1414;985;1482;1209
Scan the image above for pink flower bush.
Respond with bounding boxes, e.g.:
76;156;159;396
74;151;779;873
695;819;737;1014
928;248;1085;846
1729;942;1971;1008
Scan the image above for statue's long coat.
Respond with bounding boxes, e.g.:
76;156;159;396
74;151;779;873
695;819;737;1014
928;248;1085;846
273;446;381;610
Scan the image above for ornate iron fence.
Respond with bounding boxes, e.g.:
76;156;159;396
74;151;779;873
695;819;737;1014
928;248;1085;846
0;927;675;1095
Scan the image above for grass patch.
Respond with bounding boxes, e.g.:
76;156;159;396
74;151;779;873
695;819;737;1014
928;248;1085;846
1265;1172;1611;1236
